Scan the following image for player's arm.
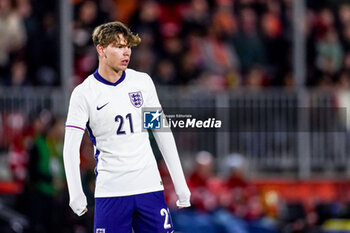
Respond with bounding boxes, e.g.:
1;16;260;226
63;86;89;216
153;129;191;208
63;127;87;216
145;74;191;208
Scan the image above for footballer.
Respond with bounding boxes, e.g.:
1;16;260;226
63;21;191;233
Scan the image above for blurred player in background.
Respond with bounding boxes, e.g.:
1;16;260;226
63;21;191;233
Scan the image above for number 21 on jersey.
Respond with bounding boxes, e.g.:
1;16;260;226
115;113;134;135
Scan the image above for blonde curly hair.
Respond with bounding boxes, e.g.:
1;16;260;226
92;21;141;48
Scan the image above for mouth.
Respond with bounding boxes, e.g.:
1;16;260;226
121;59;129;65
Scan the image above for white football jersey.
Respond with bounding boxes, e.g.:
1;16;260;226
66;68;164;197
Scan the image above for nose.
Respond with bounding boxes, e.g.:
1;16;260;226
123;47;131;56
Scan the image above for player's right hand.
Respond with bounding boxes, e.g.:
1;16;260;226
69;195;88;216
78;207;88;216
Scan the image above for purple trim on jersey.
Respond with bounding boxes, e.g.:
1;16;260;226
93;69;126;86
86;122;96;146
94;150;100;178
66;125;85;131
86;122;99;178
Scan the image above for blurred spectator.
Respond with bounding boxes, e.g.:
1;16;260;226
341;23;350;52
245;66;267;88
1;111;25;150
260;0;290;85
314;8;334;41
282;72;295;88
178;32;204;84
220;153;262;219
181;0;211;37
18;0;59;86
157;1;183;40
46;117;65;195
27;11;58;85
73;0;105;85
231;7;267;73
112;0;139;23
4;58;30;86
200;23;239;76
336;71;350;88
316;73;333;88
129;1;161;75
338;4;350;26
130;37;157;75
219;153;278;232
178;49;202;84
343;52;350;71
160;35;183;66
73;0;99;50
315;29;343;76
6;111;27;183
222;153;248;188
154;59;177;85
0;0;26;77
188;150;214;188
129;0;161;44
212;0;237;38
188;151;218;211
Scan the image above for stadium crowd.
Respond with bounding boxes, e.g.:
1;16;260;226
2;0;350;233
0;0;350;88
72;0;350;89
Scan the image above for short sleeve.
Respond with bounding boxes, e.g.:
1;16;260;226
65;86;89;131
145;74;162;108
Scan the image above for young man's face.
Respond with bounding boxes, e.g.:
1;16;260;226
102;34;131;72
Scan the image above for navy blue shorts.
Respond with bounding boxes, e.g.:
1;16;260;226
94;191;174;233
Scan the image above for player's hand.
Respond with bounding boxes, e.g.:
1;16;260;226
78;207;88;216
176;190;191;209
69;194;88;216
176;200;191;209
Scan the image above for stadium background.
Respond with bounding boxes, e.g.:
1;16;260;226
1;0;350;232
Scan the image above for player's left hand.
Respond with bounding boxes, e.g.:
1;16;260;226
176;190;191;208
176;200;191;209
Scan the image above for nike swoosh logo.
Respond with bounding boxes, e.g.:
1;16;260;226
97;102;109;110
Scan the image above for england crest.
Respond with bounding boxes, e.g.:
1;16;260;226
129;91;143;108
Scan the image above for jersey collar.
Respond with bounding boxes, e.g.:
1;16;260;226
93;69;126;86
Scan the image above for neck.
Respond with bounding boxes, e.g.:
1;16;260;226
98;63;124;83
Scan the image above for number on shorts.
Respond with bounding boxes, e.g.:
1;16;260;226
160;208;171;229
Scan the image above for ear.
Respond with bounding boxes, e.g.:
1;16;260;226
96;44;105;57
